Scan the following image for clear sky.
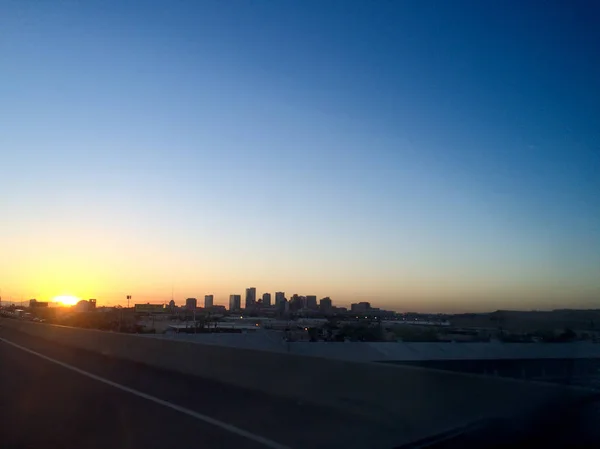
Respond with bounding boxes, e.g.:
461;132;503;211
1;1;599;312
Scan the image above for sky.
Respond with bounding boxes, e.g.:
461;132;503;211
1;0;599;312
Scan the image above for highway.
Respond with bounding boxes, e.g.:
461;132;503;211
3;321;600;449
0;324;405;449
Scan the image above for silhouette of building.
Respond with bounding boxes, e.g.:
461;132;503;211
89;299;97;309
134;303;164;313
262;293;271;307
204;295;214;308
275;292;286;306
29;299;49;308
277;297;288;314
306;295;318;310
350;302;371;313
289;294;303;312
245;287;256;309
168;299;176;313
74;300;92;313
185;298;197;311
229;294;241;311
319;297;333;314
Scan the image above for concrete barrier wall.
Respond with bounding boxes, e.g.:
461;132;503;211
139;331;600;362
2;319;591;445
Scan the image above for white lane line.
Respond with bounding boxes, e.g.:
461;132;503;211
0;337;292;449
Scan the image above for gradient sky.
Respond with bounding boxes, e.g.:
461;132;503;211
1;0;599;312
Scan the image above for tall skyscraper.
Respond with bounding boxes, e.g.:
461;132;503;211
275;292;286;306
245;287;256;309
185;297;197;311
277;297;288;314
319;297;333;314
229;294;241;311
204;295;214;308
262;292;271;307
289;294;302;312
306;295;318;310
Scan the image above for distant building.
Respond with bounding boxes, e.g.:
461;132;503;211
319;297;332;314
229;294;241;311
204;295;214;308
89;299;97;309
350;302;371;313
29;299;49;308
185;298;197;311
306;295;318;310
289;294;303;312
275;292;286;306
168;300;176;313
277;297;288;314
262;293;271;307
134;303;165;314
245;287;256;309
74;300;92;313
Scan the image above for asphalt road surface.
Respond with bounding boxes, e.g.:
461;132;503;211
0;324;405;449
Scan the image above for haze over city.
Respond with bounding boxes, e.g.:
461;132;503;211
1;1;598;312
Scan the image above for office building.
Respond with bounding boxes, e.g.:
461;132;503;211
245;287;256;309
289;294;303;312
134;303;164;313
229;294;241;311
275;292;286;306
319;297;333;314
277;297;288;314
306;295;318;310
350;302;371;313
74;300;93;313
29;299;49;308
262;292;271;307
204;295;214;308
185;297;197;311
359;301;371;311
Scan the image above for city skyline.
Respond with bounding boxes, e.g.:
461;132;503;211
1;1;599;313
1;284;597;314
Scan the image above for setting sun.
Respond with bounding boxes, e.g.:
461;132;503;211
53;295;81;306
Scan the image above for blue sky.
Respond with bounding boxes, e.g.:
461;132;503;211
1;0;599;311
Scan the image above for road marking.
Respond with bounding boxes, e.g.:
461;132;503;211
0;337;292;449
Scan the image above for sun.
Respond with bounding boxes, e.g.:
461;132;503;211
53;295;81;306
